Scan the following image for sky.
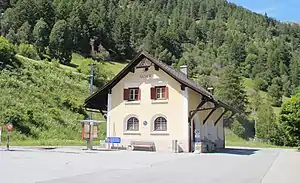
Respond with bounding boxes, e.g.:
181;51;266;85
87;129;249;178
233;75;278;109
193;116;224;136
227;0;300;22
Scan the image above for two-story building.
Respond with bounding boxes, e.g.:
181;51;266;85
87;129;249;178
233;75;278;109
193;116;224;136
84;52;237;153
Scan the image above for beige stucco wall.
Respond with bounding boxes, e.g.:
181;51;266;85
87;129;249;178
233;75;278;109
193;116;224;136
108;65;189;152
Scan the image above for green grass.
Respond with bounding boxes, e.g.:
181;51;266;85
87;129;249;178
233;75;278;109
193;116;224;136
225;128;278;148
225;128;296;149
71;53;126;76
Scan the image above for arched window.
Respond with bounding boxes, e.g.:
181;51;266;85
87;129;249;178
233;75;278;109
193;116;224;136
126;117;139;131
154;117;167;131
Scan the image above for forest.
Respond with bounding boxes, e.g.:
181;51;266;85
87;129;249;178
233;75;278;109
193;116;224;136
0;0;300;147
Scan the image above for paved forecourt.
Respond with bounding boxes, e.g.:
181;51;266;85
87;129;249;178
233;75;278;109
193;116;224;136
0;146;299;183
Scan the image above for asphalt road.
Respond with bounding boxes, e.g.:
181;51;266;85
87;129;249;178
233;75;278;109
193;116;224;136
0;146;299;183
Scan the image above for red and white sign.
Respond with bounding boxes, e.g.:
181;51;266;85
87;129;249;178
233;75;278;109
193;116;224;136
6;122;13;131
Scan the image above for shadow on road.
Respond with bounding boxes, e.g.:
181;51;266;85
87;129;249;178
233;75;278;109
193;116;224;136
215;148;259;155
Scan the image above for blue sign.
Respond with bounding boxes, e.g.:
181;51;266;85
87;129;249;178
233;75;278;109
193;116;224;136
195;138;201;142
143;121;148;126
106;137;121;144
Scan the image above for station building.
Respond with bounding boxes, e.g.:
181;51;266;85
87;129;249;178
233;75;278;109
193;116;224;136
84;52;237;153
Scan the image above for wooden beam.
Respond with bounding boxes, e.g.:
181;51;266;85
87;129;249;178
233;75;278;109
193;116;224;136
130;67;135;73
189;98;208;121
181;84;186;91
99;109;107;120
203;105;219;125
214;109;228;126
223;112;236;125
192;107;215;113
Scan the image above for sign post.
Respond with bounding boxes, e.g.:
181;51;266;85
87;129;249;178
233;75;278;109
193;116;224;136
6;122;13;151
88;63;94;150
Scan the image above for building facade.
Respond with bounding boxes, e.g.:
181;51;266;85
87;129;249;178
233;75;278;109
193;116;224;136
84;52;237;153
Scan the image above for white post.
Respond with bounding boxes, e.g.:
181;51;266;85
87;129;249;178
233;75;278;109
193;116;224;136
106;93;112;149
180;65;189;152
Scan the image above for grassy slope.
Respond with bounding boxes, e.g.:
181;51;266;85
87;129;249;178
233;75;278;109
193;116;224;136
0;54;126;146
243;77;289;115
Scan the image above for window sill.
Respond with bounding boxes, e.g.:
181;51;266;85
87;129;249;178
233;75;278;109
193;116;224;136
151;100;169;104
150;132;169;136
125;101;140;105
123;132;141;135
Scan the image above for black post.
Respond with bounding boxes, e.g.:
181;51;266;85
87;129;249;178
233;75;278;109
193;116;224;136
6;132;10;151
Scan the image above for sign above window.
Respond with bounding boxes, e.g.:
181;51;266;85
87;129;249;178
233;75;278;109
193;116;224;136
140;74;154;79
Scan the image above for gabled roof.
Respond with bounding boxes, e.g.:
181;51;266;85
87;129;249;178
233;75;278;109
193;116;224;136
84;52;237;113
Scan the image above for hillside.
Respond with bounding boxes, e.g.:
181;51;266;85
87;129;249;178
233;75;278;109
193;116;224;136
0;54;124;144
1;0;299;107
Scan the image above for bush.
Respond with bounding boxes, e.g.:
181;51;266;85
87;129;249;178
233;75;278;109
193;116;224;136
18;43;40;60
231;119;246;138
254;78;268;91
277;93;300;147
0;36;16;65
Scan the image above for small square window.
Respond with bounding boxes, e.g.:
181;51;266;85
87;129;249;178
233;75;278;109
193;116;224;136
129;88;139;101
156;87;165;100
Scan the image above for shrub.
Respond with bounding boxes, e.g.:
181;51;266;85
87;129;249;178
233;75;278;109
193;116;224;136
231;119;246;138
254;78;268;91
0;36;16;65
277;93;300;147
18;43;40;60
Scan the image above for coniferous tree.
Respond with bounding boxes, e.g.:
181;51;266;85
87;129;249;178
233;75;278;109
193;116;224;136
268;77;283;107
35;0;55;27
33;18;50;58
216;65;248;114
16;22;32;44
49;20;72;64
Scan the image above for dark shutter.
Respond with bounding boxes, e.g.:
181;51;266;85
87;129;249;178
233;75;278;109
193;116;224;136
138;88;141;100
123;89;129;100
151;87;156;100
165;87;169;99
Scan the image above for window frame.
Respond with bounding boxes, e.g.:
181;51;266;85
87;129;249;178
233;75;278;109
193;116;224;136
128;88;139;101
155;86;166;100
153;116;167;131
126;117;139;131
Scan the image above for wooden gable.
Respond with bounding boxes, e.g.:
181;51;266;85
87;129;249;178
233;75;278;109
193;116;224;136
136;57;153;68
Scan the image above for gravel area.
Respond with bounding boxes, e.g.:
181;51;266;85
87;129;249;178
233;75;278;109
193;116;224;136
0;146;299;183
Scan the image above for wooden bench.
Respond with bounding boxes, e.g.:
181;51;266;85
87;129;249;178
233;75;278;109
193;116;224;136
129;141;155;152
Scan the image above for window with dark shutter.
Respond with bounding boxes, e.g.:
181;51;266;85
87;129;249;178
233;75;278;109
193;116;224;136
155;86;168;100
165;87;169;99
151;87;156;100
138;88;141;100
124;88;139;101
124;89;129;100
